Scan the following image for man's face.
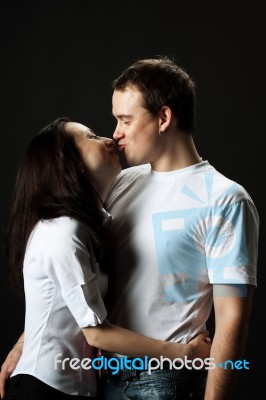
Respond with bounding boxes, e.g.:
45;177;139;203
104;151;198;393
112;85;163;166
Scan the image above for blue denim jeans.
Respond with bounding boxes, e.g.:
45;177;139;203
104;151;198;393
101;368;207;399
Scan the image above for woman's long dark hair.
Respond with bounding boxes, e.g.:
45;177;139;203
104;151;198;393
7;117;111;292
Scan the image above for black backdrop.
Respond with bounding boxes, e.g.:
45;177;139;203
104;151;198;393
1;1;265;398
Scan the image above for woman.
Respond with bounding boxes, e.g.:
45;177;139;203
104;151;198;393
3;117;210;399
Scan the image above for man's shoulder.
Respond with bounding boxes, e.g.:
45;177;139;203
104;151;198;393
110;164;150;189
206;164;254;206
106;164;150;206
118;164;151;178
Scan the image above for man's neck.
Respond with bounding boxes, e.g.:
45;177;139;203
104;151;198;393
151;133;202;172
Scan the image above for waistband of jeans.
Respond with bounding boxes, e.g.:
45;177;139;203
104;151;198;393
101;357;177;380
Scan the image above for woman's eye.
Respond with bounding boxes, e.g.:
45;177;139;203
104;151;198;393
90;134;99;140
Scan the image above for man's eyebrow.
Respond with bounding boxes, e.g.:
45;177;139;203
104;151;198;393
111;113;132;119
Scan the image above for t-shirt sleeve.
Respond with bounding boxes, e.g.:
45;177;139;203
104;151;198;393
206;199;259;286
43;219;107;328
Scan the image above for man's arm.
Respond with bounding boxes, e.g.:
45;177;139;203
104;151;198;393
204;284;254;400
0;333;24;399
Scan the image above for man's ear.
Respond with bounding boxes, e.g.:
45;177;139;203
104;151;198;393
159;106;172;132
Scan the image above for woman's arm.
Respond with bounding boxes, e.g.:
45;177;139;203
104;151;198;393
0;327;210;399
82;319;211;361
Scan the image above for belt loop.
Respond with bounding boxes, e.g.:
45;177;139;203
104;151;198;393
121;369;139;380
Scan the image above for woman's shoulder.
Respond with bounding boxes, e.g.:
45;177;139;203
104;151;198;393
37;216;81;232
29;217;89;249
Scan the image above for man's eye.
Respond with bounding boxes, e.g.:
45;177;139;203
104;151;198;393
90;134;99;140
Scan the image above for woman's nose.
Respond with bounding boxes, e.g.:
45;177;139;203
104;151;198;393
102;136;114;144
103;137;115;149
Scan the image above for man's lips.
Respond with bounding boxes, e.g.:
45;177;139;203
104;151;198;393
118;144;126;151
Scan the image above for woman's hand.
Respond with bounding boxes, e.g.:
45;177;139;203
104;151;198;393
0;342;23;399
187;331;212;361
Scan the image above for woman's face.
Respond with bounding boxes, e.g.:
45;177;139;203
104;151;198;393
65;122;121;200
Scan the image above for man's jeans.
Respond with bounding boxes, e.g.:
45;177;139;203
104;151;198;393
101;368;207;399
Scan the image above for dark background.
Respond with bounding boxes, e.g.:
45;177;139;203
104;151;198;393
0;1;265;398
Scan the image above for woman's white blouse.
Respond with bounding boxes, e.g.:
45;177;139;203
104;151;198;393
11;216;108;397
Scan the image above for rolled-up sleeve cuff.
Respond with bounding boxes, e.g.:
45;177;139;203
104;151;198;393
62;278;107;328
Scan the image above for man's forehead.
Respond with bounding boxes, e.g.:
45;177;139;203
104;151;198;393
112;87;145;111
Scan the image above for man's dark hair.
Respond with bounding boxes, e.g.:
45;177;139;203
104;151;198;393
112;56;196;133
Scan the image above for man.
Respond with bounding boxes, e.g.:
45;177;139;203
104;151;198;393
0;57;259;400
102;56;259;399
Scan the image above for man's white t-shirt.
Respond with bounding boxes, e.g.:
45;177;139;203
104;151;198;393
106;161;259;344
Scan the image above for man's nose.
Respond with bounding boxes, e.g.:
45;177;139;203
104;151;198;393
113;125;123;140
